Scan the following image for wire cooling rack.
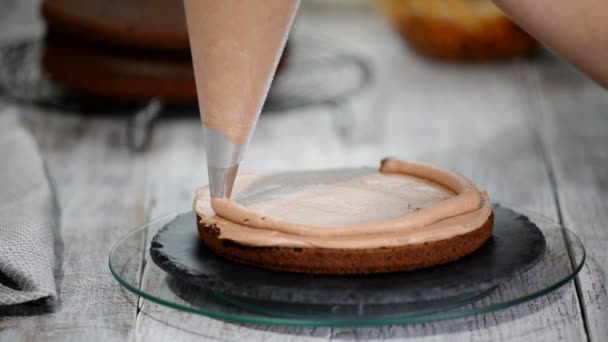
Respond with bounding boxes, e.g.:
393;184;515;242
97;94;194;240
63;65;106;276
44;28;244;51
0;31;373;151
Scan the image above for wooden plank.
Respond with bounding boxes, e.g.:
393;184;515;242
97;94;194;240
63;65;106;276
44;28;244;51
0;109;148;341
532;58;608;342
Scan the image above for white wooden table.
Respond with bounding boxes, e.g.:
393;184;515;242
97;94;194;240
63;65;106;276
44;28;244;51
1;1;607;341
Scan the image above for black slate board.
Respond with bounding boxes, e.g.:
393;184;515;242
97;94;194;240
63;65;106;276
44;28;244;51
150;205;545;305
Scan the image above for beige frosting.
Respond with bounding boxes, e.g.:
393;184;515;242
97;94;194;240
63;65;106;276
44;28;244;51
193;159;492;249
183;0;299;145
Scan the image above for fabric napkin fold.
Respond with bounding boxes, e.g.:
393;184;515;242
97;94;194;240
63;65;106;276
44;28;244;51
0;108;60;307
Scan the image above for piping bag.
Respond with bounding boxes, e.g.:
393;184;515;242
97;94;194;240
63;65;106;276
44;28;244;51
184;0;300;198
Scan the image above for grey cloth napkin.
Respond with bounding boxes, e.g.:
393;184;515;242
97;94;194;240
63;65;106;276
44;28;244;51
0;109;59;306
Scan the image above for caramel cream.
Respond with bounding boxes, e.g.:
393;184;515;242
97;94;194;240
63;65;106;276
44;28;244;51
183;0;299;145
193;159;492;249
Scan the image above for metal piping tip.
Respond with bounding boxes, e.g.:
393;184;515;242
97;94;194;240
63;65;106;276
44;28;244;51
208;165;239;198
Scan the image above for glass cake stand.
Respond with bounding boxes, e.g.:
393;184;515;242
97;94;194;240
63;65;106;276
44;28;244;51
108;205;584;327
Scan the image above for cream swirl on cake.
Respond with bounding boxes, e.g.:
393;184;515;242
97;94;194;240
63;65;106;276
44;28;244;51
193;158;492;249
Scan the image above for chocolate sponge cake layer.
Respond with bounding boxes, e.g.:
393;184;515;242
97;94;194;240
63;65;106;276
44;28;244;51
42;35;197;102
196;213;493;275
42;0;190;52
40;0;290;102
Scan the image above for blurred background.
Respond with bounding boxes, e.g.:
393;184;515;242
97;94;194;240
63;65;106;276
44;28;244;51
0;0;603;211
